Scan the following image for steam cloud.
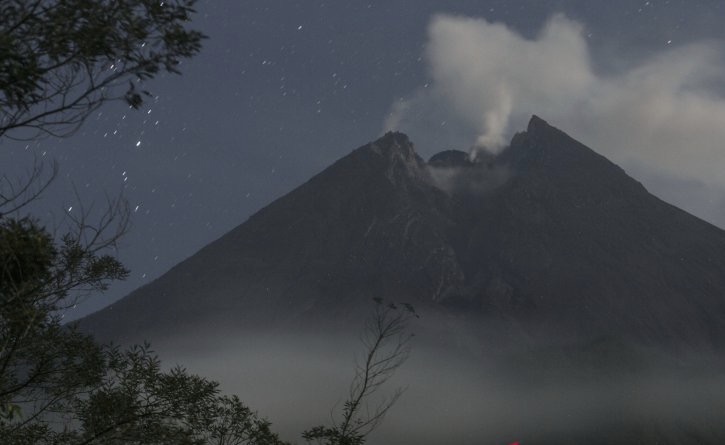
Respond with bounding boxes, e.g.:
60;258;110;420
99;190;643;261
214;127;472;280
385;14;725;190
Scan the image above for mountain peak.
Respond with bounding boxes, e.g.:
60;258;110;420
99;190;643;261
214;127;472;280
366;131;417;159
527;114;549;132
502;116;632;176
343;131;428;183
496;115;650;206
376;130;411;147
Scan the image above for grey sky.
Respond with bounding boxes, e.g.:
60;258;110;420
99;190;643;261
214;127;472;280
2;0;724;319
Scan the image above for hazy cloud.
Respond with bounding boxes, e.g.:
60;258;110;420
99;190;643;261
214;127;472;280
158;329;725;445
385;14;725;191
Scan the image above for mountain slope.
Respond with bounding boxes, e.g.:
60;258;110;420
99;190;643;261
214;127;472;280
444;116;725;348
82;117;725;352
84;132;462;340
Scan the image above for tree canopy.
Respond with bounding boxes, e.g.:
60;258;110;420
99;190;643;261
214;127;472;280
0;0;205;139
0;215;289;445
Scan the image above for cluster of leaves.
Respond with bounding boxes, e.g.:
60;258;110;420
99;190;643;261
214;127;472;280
72;344;288;445
0;216;287;445
0;0;205;139
0;215;119;440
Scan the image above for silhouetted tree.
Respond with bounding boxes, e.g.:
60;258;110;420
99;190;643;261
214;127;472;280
302;299;416;445
0;0;205;140
0;214;288;445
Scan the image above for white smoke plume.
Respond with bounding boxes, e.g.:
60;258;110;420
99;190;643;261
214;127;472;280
384;14;725;192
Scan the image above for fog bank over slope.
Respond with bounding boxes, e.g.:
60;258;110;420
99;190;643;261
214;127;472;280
157;326;725;445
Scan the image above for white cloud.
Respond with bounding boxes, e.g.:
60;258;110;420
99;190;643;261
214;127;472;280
384;14;725;196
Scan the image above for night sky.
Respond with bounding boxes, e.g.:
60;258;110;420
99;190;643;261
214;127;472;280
3;0;725;319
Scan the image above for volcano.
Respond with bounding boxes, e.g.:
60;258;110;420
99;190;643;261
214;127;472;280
80;115;725;445
83;116;725;351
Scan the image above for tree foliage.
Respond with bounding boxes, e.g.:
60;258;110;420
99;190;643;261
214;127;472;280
0;1;291;441
0;0;205;139
0;214;288;445
0;171;284;444
0;211;123;440
73;344;288;445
